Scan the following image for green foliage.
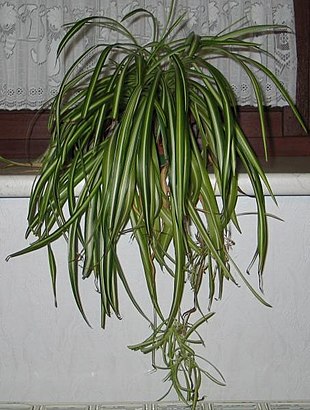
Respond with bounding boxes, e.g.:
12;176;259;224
8;2;306;407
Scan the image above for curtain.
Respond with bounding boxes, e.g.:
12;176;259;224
0;0;297;110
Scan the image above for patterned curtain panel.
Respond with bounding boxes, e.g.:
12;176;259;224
0;0;296;109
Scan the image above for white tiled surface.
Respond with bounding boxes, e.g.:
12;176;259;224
1;403;310;410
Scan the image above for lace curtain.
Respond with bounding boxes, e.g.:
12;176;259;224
0;0;296;110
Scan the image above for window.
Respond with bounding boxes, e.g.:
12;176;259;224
0;0;309;160
241;0;310;157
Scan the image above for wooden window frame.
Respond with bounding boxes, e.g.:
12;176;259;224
0;0;309;160
242;0;310;157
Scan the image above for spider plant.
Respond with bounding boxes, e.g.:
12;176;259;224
7;2;306;408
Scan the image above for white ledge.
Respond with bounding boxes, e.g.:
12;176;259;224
0;157;309;198
239;172;310;196
0;174;37;198
0;171;310;198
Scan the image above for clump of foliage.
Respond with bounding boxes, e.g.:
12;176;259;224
7;2;305;408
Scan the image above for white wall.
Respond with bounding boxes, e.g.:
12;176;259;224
0;194;309;403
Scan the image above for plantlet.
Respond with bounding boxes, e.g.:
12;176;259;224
6;2;306;408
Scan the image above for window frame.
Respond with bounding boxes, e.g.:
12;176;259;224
0;0;309;160
242;0;310;157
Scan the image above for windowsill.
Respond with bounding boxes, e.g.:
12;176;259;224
0;157;309;198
